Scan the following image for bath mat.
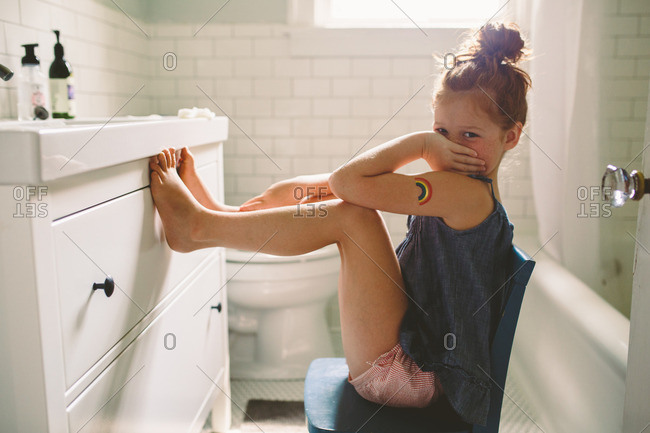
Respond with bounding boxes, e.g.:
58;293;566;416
240;400;306;433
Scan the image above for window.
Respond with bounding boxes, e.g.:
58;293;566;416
314;0;504;28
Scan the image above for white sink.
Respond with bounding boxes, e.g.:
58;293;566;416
0;116;228;184
0;116;162;130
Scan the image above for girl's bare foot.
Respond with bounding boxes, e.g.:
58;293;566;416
150;148;208;252
176;147;237;212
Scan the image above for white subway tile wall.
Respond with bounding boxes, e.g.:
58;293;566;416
0;0;153;119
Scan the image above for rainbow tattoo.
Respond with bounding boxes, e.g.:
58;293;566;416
415;177;432;205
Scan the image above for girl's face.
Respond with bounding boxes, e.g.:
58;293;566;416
433;92;521;176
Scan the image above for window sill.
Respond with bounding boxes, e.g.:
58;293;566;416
288;27;467;57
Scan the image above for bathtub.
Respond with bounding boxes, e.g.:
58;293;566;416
509;236;629;433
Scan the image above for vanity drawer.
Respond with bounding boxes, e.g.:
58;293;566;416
66;258;227;433
53;163;220;388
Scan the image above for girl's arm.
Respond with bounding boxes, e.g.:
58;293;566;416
329;132;486;218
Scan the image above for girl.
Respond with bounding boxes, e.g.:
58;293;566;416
149;22;531;426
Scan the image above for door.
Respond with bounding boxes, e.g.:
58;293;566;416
623;86;650;433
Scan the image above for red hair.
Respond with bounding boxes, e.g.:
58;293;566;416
434;22;532;131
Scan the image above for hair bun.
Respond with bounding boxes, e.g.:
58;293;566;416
472;22;526;64
435;21;532;131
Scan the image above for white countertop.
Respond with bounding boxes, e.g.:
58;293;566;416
0;116;229;184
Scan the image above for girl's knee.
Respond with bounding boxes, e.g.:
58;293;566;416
333;200;382;224
334;200;379;219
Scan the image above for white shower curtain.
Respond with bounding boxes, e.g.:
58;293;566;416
515;0;603;289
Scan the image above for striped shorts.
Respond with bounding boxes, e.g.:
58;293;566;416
348;342;443;408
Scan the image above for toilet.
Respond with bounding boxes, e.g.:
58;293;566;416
226;244;340;379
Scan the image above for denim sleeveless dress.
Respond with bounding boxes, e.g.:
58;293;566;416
395;174;514;426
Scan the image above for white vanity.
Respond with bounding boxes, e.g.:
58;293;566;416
0;117;231;433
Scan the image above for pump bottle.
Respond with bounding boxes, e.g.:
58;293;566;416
49;30;75;119
17;44;50;121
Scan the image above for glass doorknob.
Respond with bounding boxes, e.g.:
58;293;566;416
602;164;649;207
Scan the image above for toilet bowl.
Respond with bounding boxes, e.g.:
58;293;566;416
226;244;340;379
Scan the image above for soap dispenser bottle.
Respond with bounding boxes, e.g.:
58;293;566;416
49;30;75;119
17;44;50;121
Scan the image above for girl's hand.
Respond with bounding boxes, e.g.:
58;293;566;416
422;132;486;174
239;175;332;211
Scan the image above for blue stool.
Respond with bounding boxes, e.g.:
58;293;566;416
304;245;535;433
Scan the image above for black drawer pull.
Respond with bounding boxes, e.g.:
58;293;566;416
93;276;114;297
211;303;222;312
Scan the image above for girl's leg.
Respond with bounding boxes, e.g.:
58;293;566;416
150;149;409;378
176;147;239;212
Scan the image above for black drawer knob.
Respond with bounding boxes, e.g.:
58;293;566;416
211;303;222;312
93;276;114;297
